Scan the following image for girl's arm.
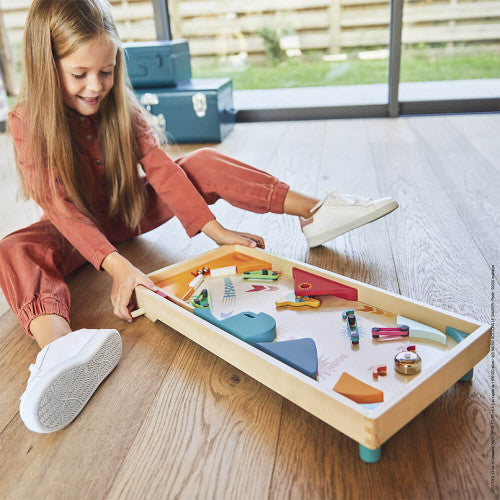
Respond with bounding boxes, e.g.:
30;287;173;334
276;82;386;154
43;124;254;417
134;112;263;248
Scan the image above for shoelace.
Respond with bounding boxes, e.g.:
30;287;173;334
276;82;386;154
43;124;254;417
311;190;373;212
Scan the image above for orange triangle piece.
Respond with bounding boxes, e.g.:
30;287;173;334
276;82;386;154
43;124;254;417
293;268;358;300
333;372;384;404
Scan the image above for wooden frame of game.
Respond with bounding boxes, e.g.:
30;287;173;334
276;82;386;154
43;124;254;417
134;245;491;463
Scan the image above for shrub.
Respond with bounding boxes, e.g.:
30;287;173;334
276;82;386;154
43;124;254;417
258;27;287;66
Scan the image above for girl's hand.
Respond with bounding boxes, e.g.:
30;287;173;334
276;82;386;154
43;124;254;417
201;220;265;249
102;252;157;322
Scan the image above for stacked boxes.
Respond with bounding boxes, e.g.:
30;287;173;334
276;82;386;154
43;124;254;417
124;40;235;143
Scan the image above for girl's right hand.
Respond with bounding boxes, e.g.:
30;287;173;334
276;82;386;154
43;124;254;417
102;251;157;322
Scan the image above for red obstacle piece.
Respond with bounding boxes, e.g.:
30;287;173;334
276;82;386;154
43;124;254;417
292;268;358;300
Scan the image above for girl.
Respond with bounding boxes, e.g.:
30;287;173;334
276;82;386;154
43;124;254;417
2;0;398;434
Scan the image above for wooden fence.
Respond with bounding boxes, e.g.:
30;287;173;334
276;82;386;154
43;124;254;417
2;0;500;65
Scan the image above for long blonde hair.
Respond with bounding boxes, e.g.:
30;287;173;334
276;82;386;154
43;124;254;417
14;0;147;230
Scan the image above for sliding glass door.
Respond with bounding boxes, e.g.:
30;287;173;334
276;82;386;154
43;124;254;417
399;0;500;105
168;0;391;110
4;1;496;117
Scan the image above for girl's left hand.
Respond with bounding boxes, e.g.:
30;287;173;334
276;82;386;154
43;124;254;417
102;251;158;322
201;220;265;249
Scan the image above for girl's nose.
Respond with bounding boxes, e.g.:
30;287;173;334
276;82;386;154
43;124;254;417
86;75;104;93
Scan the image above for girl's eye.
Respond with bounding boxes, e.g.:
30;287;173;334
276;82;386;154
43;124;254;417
101;70;113;76
72;73;85;79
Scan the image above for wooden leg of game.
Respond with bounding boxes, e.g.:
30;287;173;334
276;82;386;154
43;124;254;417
359;444;382;463
458;369;474;382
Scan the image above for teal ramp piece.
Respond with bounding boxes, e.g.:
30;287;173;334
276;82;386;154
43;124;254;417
255;338;318;379
446;326;474;381
193;308;276;346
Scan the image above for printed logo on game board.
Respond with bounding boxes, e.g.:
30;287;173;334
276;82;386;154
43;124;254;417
222;277;236;306
318;353;349;380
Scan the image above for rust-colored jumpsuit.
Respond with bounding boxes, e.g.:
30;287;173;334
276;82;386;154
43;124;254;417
1;107;289;336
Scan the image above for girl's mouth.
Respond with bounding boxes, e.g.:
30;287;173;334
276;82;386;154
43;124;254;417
78;96;100;106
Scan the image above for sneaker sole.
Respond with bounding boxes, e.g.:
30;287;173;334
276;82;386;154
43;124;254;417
305;200;399;248
20;330;122;433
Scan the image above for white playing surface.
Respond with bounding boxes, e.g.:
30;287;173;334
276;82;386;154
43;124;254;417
194;274;458;409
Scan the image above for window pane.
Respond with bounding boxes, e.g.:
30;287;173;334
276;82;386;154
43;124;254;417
400;0;500;100
173;0;390;102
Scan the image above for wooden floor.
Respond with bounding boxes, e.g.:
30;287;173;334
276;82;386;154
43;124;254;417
0;113;498;499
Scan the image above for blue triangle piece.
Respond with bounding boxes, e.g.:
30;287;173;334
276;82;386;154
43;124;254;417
256;338;318;379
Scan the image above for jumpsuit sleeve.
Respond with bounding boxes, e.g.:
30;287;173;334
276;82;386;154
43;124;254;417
133;111;216;237
8;109;118;271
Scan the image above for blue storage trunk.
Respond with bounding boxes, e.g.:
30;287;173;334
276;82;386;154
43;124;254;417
136;78;236;144
123;40;191;88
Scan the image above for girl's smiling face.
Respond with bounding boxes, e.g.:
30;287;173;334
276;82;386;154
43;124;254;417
57;36;117;115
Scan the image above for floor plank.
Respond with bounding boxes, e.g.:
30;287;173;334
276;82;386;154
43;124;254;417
367;117;492;321
366;117;496;499
268;118;441;499
107;341;283;499
0;316;185;498
234;119;326;260
0;314;38;433
447;113;500;174
107;121;310;499
408;115;500;270
270;399;440;500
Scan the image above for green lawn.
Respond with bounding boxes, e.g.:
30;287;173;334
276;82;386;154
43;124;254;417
193;51;500;90
5;51;498;105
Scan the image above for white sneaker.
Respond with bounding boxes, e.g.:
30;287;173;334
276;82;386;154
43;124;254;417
301;190;399;248
19;328;122;433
